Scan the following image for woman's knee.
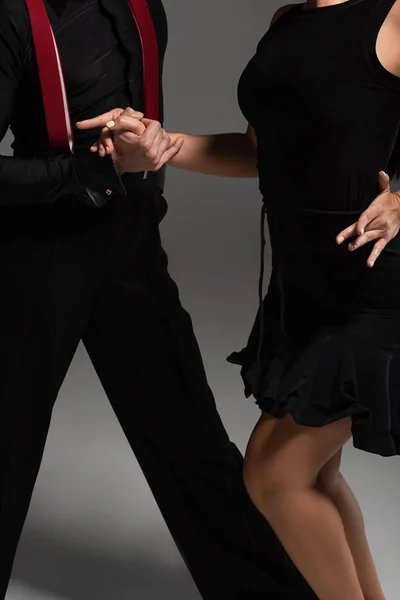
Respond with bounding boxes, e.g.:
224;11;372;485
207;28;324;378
243;416;351;510
243;415;292;505
243;429;311;509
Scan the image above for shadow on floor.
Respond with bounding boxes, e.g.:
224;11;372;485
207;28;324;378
10;530;200;600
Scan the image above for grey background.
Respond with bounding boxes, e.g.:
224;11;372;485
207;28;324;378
3;0;399;598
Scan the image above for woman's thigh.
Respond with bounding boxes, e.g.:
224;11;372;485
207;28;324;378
244;414;352;493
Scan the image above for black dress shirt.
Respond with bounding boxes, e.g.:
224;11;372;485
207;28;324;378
0;0;167;207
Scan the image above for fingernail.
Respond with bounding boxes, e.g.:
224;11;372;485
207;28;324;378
106;120;115;128
369;260;374;268
106;147;110;154
337;236;344;245
360;228;364;235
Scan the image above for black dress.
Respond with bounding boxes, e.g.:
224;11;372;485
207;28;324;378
228;0;400;457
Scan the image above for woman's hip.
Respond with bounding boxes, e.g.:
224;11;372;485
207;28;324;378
264;201;400;347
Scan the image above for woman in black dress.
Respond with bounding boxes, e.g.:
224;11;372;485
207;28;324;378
80;0;400;597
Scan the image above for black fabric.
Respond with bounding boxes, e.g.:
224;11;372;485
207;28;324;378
228;0;400;457
0;184;316;600
237;0;400;210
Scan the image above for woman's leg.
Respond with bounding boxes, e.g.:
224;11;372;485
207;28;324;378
318;452;386;600
244;414;364;600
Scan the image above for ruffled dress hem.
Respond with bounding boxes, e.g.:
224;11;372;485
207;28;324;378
228;327;400;458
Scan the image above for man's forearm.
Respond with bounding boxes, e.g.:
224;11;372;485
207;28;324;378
167;132;258;178
0;152;125;207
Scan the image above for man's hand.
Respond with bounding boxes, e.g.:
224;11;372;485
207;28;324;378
76;107;184;174
336;171;400;267
78;107;145;156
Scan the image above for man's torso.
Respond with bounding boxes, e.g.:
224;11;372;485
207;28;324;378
9;0;168;155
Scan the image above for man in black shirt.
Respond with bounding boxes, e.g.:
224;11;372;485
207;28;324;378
0;0;315;598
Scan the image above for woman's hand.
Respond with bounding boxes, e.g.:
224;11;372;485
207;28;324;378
76;108;184;173
336;171;400;267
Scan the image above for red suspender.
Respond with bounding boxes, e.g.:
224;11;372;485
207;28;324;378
24;0;160;153
25;0;74;152
126;0;160;122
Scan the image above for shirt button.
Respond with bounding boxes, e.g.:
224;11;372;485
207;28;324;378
105;189;113;196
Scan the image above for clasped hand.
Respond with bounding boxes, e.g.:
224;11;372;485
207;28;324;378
76;107;183;174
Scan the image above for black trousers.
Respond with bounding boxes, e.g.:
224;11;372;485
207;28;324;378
0;179;315;600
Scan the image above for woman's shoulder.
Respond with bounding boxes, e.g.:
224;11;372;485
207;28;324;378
270;3;299;25
254;4;298;53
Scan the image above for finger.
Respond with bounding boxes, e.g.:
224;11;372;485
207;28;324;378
139;120;163;144
154;130;172;163
76;108;124;130
139;118;166;131
90;143;98;153
336;222;358;245
351;172;391;235
367;238;388;268
141;118;158;126
347;229;381;251
100;127;115;154
157;135;172;163
121;107;144;120
378;170;391;193
355;204;383;236
107;116;146;136
157;137;185;167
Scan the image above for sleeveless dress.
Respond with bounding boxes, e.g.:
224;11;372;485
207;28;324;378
227;0;400;457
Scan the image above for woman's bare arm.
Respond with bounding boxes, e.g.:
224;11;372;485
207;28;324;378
166;125;257;178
